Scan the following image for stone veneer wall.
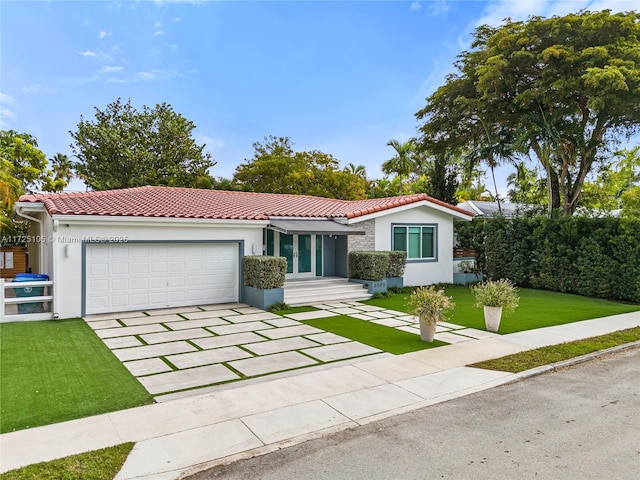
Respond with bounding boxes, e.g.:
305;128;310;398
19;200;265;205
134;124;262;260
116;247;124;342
348;219;376;252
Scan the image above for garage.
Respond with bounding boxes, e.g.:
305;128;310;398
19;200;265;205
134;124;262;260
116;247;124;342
85;242;239;315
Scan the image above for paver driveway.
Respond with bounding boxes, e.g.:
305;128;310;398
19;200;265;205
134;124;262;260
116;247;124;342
85;301;500;400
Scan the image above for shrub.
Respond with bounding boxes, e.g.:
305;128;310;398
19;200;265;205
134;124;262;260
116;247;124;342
471;279;519;315
371;291;391;299
266;301;290;312
243;256;286;289
386;251;407;277
408;286;455;325
348;251;389;281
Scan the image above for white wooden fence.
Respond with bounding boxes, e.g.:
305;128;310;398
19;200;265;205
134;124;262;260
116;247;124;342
1;278;54;323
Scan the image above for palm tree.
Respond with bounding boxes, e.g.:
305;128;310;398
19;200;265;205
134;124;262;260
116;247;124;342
49;153;74;187
345;163;367;179
382;139;416;193
465;118;514;214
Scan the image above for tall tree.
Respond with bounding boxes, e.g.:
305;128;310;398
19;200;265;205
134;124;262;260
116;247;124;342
0;130;71;195
232;136;367;200
0;130;72;236
416;10;640;215
382;139;417;193
580;146;640;212
426;153;459;205
70;98;216;191
367;177;402;198
506;162;547;206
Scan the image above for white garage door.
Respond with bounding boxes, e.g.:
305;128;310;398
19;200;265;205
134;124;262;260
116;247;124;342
85;243;239;315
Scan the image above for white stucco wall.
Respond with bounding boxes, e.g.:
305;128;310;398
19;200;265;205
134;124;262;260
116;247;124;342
48;215;266;319
350;205;458;286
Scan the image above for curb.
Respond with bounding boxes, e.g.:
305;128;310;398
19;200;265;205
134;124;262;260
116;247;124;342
508;340;640;383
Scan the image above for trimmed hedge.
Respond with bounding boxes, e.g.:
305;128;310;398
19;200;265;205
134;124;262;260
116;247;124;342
455;217;640;303
243;256;286;289
349;251;389;281
348;250;407;281
387;251;408;278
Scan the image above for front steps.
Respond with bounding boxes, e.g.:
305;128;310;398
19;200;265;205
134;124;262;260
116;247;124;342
283;277;371;306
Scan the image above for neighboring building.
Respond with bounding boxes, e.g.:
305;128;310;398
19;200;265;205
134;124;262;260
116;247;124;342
13;186;472;318
457;200;527;218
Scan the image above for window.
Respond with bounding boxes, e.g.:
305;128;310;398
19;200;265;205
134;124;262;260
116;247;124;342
392;225;436;260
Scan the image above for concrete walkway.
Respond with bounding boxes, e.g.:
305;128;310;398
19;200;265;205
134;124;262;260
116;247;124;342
0;311;638;479
85;301;496;401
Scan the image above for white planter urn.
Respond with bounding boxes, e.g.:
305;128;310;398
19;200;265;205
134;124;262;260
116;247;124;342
419;318;437;342
483;306;503;332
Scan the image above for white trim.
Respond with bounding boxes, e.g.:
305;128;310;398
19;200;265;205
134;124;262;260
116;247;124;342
269;216;337;221
49;215;269;228
13;202;47;213
347;201;473;224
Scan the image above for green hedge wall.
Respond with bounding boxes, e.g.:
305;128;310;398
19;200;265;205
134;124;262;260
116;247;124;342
243;256;286;289
348;250;408;281
348;251;390;281
455;217;640;303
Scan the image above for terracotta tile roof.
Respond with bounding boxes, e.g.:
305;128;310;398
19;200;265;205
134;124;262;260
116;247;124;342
18;186;472;220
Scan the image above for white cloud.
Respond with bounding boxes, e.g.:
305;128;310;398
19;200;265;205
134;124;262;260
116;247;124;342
98;30;111;39
22;84;53;93
76;50;97;57
196;135;225;151
153;0;205;5
135;72;155;81
0;93;16;105
155;30;165;36
475;0;633;27
99;66;124;74
0;94;16;129
0;107;16;129
425;0;452;16
410;1;422;11
134;69;178;81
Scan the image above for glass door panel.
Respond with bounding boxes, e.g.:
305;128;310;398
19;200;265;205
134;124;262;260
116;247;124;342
297;234;312;274
279;233;294;274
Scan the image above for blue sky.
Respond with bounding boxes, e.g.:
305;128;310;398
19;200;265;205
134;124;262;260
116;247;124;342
1;0;636;196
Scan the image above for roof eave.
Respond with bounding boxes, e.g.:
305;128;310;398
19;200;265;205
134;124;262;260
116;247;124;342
348;200;474;223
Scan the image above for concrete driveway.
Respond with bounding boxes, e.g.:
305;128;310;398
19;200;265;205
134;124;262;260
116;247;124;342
85;301;500;400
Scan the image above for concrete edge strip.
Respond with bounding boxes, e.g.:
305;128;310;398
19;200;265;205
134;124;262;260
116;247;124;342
506;340;640;384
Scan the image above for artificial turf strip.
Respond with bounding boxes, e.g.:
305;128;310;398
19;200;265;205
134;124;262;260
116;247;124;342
303;315;446;354
365;287;640;334
0;319;153;434
271;306;319;315
470;326;640;373
0;442;134;480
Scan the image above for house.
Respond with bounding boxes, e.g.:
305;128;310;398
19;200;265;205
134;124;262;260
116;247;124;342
457;200;527;218
13;186;473;318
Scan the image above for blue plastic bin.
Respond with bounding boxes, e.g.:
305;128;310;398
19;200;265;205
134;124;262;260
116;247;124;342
14;273;49;314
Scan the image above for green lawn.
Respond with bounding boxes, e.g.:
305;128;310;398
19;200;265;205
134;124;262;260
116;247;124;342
303;315;447;354
0;443;134;480
365;287;640;334
0;319;153;434
471;326;640;372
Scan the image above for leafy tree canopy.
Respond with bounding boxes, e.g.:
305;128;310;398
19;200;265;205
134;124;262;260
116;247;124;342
1;130;72;233
232;136;367;200
416;10;640;215
70;98;216;191
580;146;640;213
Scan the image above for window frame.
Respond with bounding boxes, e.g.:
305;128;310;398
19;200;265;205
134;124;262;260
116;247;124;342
391;223;438;262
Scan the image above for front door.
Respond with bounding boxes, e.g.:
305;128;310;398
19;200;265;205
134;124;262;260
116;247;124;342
279;233;315;279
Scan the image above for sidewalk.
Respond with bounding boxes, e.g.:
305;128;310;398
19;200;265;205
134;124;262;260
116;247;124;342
1;311;638;479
